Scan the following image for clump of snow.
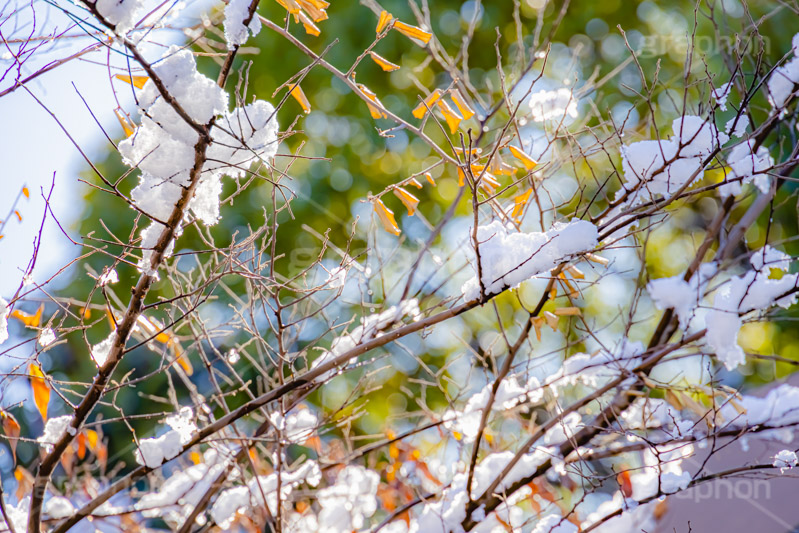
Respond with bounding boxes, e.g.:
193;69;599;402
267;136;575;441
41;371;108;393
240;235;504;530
647;263;716;329
325;266;347;288
718;384;799;449
532;514;578;533
766;37;799;113
119;46;279;276
706;245;797;370
443;374;543;442
44;496;75;519
91;332;116;367
38;328;56;348
1;496;29;533
316;465;379;531
774;449;798;472
461;219;598;301
545;340;645;395
718;139;773;197
223;0;262;50
528;88;578;122
712;82;732;111
0;298;9;345
311;299;421;381
211;461;322;529
619;116;728;204
134;407;197;468
724;115;749;138
93;0;144;34
270;407;318;444
38;416;75;452
98;268;119;286
630;443;693;501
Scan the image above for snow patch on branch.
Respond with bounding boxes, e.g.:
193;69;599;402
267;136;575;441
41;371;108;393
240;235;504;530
223;0;262;49
461;219;598;301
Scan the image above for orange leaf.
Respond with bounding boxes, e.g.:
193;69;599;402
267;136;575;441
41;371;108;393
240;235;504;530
369;52;400;72
511;189;533;219
373;199;401;236
14;466;32;502
14;210;21;222
114;74;149;89
0;410;20;463
450;90;475;120
508;145;538;171
22;187;29;199
392;187;419;216
289;84;311;113
376;10;394;33
424;172;436;186
393;20;432;45
478;172;500;193
436;100;462;134
114;108;135;137
11;303;43;328
298;10;320;36
412;89;442;119
357;84;387;119
407;178;423;189
297;0;328;22
77;432;87;460
276;0;301;14
29;362;50;422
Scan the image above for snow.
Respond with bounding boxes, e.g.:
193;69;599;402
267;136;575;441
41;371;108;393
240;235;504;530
223;0;262;50
0;496;29;533
773;449;798;472
532;514;578;533
767;57;799;112
38;415;75;452
717;384;799;449
325;266;347;288
718;139;773;197
38;327;56;348
646;263;715;329
706;245;797;370
724;114;749;138
528;88;578;122
712;82;732;111
619;115;728;204
118;46;279;276
316;465;379;532
44;496;75;519
630;444;693;501
0;297;8;344
443;374;543;442
211;461;322;529
94;0;144;34
134;407;197;468
312;299;421;381
91;332;116;367
270;407;318;443
98;268;119;286
461;219;598;300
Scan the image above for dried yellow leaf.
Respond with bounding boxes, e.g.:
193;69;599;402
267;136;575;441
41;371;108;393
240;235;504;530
508;145;538;171
554;307;582;317
393;187;420;216
114;108;135;137
297;0;328;21
450;90;475;120
22;187;29;199
412;89;443;119
29;363;50;422
512;189;533;219
11;304;43;328
543;311;559;331
114;74;149;89
290;85;311;113
369;51;400;72
478;172;500;193
13;210;21;222
298;11;320;36
436;99;462;134
585;253;609;266
357;83;387;119
565;265;585;279
393;20;432;45
407;178;423;189
532;316;544;341
0;410;20;462
276;0;301;14
424;172;436;186
373;199;401;236
376;10;394;33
